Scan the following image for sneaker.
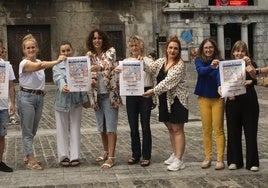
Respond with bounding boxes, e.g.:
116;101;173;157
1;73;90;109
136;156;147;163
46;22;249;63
215;161;225;170
164;153;175;165
228;163;237;170
0;161;13;172
167;157;185;171
201;158;211;169
250;166;259;172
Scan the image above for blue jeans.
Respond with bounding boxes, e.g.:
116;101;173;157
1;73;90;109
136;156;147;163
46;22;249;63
18;91;44;156
126;94;153;160
95;94;118;132
0;109;10;136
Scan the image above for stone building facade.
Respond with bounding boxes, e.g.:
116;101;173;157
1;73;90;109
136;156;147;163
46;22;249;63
0;0;268;81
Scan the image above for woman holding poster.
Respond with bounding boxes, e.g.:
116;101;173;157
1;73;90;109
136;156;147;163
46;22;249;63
53;41;88;167
18;34;66;170
194;39;225;170
121;36;154;167
142;35;189;171
86;29;122;169
225;40;259;172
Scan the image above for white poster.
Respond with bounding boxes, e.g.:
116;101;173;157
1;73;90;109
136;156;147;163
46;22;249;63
119;60;144;96
219;59;246;97
0;61;10;99
66;56;91;92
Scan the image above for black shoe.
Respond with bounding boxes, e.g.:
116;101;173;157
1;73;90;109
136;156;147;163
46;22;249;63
0;161;13;172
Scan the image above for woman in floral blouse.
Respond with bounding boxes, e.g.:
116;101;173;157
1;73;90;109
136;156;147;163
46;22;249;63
86;29;122;169
143;35;189;171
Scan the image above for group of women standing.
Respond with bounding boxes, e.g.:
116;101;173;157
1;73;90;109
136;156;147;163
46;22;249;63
15;29;259;172
195;39;260;172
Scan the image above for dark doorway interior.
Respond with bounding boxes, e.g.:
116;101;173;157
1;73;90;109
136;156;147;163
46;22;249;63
224;23;241;59
7;25;52;82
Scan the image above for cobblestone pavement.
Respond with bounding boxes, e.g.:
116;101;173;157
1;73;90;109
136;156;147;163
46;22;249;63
1;81;267;188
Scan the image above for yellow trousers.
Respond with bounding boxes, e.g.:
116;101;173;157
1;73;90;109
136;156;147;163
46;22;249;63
198;96;225;161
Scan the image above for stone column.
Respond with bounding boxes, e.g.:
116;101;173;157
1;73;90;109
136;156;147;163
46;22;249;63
217;23;225;59
241;23;249;45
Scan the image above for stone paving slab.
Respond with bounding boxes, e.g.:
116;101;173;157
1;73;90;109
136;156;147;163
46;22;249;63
0;82;267;187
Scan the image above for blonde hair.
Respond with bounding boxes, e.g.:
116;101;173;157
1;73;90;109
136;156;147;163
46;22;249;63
22;34;38;50
128;35;145;56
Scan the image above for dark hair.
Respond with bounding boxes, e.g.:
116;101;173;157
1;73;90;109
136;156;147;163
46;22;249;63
148;52;157;60
86;29;111;53
58;41;73;54
165;35;182;64
197;38;221;62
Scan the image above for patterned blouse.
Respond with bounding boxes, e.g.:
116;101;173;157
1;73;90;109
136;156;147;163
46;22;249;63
143;57;189;112
90;47;122;108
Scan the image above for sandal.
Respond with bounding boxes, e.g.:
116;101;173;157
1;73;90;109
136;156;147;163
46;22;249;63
24;157;41;165
70;160;80;167
27;161;43;170
60;158;70;167
128;157;140;165
101;157;115;169
140;159;150;167
96;151;109;162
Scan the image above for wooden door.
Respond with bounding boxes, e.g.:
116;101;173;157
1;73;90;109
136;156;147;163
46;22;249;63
7;25;52;82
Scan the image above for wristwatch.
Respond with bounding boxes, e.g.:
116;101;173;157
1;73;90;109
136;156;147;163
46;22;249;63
255;68;260;75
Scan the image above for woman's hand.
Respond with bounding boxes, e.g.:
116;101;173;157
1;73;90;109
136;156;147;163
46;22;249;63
86;51;94;58
246;64;257;79
211;59;219;69
217;86;222;97
114;65;122;74
143;89;154;98
91;79;97;88
243;56;251;66
57;55;67;63
91;65;102;72
62;85;69;93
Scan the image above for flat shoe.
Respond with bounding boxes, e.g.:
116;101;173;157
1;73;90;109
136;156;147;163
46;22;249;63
70;160;80;167
128;157;140;165
140;159;150;167
215;161;225;170
24;157;41;165
60;158;70;167
201;158;211;169
27;161;43;170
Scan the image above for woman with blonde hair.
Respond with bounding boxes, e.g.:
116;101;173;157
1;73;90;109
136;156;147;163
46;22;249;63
119;35;155;166
18;34;66;170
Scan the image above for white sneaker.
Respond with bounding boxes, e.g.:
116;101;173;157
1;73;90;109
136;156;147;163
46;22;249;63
228;164;237;170
167;157;185;171
164;153;175;165
250;166;259;172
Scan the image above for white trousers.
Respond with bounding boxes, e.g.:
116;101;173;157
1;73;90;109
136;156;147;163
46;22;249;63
55;105;82;162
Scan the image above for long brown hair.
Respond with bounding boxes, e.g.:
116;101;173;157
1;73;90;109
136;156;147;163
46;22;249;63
197;38;221;63
165;35;182;66
86;29;111;53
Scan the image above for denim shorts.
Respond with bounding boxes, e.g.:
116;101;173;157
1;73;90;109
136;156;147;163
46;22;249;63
94;93;118;132
0;109;10;136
